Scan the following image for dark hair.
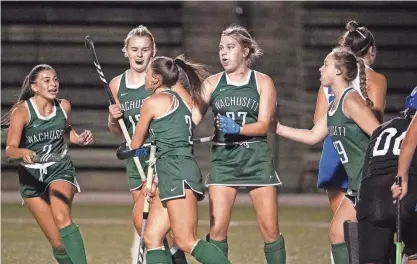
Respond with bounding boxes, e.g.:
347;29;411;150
150;55;210;105
338;20;375;58
331;47;373;108
403;108;416;120
122;25;156;57
1;64;54;128
222;25;263;66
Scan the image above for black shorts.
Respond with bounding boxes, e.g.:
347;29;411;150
357;176;417;262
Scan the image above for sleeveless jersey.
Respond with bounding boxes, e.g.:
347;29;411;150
363;116;417;180
149;90;193;158
327;88;370;196
117;70;152;136
20;98;67;159
210;70;265;143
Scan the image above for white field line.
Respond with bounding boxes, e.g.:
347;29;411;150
2;218;329;228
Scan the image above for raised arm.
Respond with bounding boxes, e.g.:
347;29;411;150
343;92;380;136
276;114;328;145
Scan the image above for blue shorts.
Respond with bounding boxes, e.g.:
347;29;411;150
317;136;348;190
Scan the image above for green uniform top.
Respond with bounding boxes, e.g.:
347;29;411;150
327;87;370;196
149;90;193;158
20;98;67;165
117;70;152;136
210;70;265;143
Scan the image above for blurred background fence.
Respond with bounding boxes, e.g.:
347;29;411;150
2;1;417;193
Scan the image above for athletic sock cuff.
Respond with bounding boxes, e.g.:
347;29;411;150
59;223;78;237
264;235;285;253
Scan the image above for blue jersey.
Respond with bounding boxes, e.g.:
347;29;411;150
317;87;348;189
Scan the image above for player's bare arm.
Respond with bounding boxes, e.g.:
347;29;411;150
5;104;35;163
313;86;328;124
239;72;276;136
367;71;387;122
344;92;380;136
131;94;172;149
397;114;417;188
191;73;220;126
108;75;123;135
276;113;328;145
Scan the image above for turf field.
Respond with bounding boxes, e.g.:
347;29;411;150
2;203;332;264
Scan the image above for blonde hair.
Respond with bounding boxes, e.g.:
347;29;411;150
222;25;263;66
122;25;156;57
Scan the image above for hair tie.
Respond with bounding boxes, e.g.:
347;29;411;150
356;29;366;39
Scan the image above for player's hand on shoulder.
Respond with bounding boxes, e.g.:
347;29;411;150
77;129;94;146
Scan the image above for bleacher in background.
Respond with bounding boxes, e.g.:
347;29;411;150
2;1;417;192
1;1;186;191
297;2;417;190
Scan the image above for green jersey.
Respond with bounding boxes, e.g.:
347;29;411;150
149;90;193;158
210;70;265;142
117;70;152;136
327;87;370;196
20;98;67;158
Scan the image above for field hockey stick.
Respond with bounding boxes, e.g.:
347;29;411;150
137;143;157;264
84;35;146;181
395;176;402;264
8;144;68;164
116;135;214;160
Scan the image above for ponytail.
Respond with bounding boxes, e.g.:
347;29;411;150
357;59;373;108
174;54;210;106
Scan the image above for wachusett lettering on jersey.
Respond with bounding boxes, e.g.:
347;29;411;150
121;99;146;112
214;96;259;111
328;126;347;137
26;129;65;144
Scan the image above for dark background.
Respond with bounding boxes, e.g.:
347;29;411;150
2;1;417;193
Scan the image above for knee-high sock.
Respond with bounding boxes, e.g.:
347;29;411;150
206;234;228;258
331;242;349;264
147;248;170;264
264;235;286;264
53;247;72;264
59;223;87;264
191;240;231;264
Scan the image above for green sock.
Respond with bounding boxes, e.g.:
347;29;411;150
162;240;174;264
171;246;188;264
147;248;170;264
331;242;348;264
206;234;228;258
53;247;72;264
191;240;231;264
264;235;286;264
59;223;87;264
